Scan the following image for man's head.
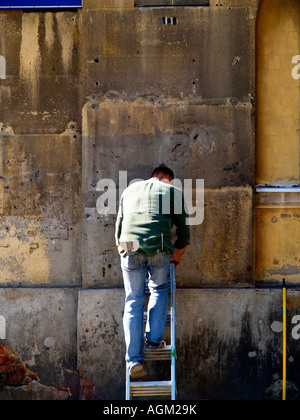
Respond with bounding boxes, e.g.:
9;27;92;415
151;164;174;184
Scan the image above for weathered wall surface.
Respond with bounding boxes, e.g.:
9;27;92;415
82;0;257;288
0;9;82;398
0;289;77;399
255;0;300;286
78;288;300;400
0;11;81;287
0;0;299;400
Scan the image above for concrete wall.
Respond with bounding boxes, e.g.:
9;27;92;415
256;0;300;286
0;0;299;400
78;288;300;400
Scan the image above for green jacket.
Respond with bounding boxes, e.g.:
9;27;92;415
115;177;190;257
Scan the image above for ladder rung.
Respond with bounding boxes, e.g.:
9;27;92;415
130;381;172;397
144;345;172;361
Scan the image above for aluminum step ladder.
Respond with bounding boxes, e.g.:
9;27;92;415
126;263;177;400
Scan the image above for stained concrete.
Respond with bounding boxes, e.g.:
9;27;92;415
0;11;80;135
0;129;81;286
0;0;298;400
81;0;256;289
77;288;300;400
82;101;254;189
77;289;125;400
83;186;254;288
0;289;78;399
83;7;254;101
0;380;70;400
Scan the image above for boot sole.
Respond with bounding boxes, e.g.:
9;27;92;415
130;364;148;381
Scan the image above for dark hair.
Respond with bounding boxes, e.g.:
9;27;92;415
151;164;174;180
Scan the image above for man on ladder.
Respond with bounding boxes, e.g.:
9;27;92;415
115;165;190;383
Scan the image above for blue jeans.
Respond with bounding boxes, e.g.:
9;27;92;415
121;251;170;366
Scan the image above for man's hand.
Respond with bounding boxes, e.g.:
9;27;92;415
170;246;188;268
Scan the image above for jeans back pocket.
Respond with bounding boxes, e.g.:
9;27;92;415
121;252;141;270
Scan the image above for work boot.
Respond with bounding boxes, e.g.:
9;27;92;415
145;340;166;350
129;362;148;380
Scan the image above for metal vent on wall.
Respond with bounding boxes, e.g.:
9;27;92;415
135;0;210;7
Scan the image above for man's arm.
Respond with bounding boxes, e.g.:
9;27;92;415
170;245;188;267
115;196;123;246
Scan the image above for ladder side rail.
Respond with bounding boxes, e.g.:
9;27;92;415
126;366;131;400
170;262;176;400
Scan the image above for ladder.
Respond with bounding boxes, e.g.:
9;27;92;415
126;263;177;400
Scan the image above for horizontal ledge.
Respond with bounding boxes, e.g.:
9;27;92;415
256;204;300;209
135;6;209;9
256;186;300;193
